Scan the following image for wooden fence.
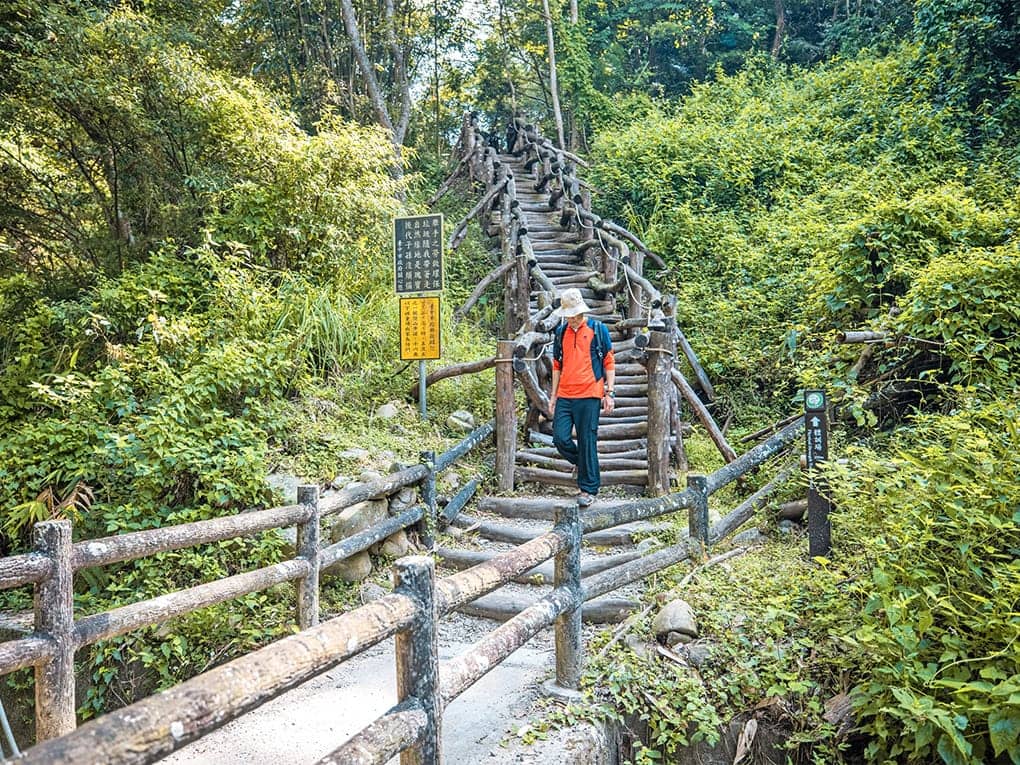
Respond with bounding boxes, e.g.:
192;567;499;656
6;416;806;764
0;112;835;762
0;421;495;750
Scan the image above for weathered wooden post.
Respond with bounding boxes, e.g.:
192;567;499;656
687;474;709;559
419;450;437;551
663;304;689;473
804;390;832;557
495;340;516;492
646;331;673;496
626;246;644;323
33;520;75;741
553;502;582;691
296;484;320;629
394;556;440;765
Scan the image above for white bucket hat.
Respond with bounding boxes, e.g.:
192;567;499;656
555;287;591;318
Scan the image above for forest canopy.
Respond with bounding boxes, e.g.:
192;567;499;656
0;0;1017;762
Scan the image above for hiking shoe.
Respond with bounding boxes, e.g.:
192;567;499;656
577;492;594;508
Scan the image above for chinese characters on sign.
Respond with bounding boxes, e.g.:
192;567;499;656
394;214;444;294
400;297;441;361
804;389;831;557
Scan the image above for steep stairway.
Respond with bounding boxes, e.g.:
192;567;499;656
499;151;660;494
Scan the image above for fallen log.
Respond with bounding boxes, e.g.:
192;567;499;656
839;330;890;344
671;369;736;464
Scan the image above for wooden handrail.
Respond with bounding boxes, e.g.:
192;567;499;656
17;593;421;764
71;504;311;571
73;559;311;648
0;553;52;590
0;637;54;677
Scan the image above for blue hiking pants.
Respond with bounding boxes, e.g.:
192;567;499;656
552;397;601;494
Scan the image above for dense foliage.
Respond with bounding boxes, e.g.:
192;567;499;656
585;401;1018;764
1;0;1018;760
0;1;493;725
573;4;1019;763
590;50;1019;415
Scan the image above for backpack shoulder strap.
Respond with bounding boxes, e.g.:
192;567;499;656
553;321;566;361
588;318;609;357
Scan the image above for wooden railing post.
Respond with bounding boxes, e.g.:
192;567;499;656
296;484;320;629
394;556;440;765
687;474;709;560
495;340;516;492
419;450;437;551
626;248;644;322
645;330;673;496
552;502;582;692
33;520;75;741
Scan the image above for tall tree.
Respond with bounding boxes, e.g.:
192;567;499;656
541;0;566;148
337;0;411;174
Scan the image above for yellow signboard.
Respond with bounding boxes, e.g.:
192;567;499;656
400;297;441;360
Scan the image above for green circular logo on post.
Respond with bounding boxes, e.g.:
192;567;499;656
805;391;825;410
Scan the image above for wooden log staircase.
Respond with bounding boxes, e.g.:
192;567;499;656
430;115;742;620
502;148;658;491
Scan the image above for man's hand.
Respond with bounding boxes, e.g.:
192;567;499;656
548;395;557;419
601;394;615;414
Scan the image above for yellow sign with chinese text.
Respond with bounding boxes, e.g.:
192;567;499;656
399;297;441;360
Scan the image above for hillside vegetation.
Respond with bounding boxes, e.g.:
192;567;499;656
1;0;1018;762
576;16;1019;765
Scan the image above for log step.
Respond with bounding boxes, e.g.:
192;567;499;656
449;513;667;546
515;465;649;487
516;452;648;471
458;593;638;624
435;546;641;584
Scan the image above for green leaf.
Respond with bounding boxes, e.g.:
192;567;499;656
989;709;1020;758
937;734;969;765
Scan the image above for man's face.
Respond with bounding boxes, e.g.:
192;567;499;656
566;313;586;330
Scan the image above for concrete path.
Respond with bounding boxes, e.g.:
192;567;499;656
161;616;555;764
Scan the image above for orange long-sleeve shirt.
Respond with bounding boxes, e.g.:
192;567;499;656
552;321;615;399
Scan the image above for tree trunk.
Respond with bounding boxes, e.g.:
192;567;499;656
541;0;567;149
337;0;404;178
772;0;786;58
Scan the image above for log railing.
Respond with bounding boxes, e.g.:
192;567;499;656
0;420;495;748
13;413;806;764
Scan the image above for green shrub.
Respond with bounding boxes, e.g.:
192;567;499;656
828;400;1020;764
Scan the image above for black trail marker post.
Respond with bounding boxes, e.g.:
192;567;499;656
395;214;444;418
804;389;831;557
